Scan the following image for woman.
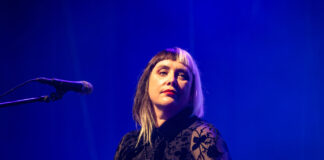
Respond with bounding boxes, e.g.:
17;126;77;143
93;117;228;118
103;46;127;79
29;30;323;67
115;47;231;160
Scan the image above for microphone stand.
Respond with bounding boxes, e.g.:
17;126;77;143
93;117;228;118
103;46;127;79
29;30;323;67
0;90;67;108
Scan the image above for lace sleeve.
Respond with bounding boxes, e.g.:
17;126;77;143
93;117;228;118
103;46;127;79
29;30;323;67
190;123;231;160
114;134;126;160
114;131;139;160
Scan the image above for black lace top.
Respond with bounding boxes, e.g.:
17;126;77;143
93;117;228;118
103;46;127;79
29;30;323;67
114;108;231;160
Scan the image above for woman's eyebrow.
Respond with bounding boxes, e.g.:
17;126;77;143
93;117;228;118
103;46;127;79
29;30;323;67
176;68;189;73
156;65;170;70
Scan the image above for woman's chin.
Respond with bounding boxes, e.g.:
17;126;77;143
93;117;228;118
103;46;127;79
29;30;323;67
158;103;176;108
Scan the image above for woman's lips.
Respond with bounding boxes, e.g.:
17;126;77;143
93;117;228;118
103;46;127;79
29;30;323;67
164;91;176;95
162;90;177;96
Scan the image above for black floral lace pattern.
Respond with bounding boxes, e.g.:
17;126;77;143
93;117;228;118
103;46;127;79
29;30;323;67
190;121;229;160
114;109;230;160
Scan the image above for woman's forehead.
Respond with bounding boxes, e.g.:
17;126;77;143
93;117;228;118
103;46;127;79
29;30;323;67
154;59;190;71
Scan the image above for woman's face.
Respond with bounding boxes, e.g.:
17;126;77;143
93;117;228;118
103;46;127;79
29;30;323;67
148;59;193;114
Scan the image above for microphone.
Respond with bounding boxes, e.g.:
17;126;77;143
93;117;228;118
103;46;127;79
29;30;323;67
34;77;93;94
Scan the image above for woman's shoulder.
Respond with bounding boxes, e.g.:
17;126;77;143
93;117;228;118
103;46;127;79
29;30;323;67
118;130;139;146
190;119;219;133
114;130;140;160
188;119;231;160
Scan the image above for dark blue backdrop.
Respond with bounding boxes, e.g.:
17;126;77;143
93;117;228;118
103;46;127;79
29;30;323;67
1;0;323;159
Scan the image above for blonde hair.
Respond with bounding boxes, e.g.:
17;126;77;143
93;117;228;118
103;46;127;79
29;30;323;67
132;47;204;146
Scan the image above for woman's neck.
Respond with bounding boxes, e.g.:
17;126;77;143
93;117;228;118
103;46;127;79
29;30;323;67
154;107;168;127
153;105;185;127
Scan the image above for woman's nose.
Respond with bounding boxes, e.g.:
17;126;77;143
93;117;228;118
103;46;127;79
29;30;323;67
166;73;177;85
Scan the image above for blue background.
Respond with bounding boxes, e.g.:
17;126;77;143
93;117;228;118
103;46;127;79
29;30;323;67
1;0;323;159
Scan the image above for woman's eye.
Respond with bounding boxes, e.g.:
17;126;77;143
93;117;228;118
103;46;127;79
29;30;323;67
159;71;167;76
178;73;189;80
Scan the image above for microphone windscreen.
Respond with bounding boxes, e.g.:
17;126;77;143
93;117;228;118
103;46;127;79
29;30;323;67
80;81;93;94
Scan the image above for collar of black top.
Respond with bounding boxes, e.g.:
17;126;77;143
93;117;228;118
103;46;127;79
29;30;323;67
153;106;198;141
